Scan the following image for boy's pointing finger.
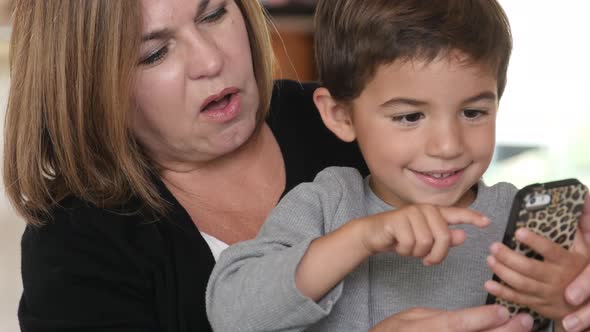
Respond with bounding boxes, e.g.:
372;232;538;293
439;207;491;227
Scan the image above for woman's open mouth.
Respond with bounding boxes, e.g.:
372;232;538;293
200;88;241;123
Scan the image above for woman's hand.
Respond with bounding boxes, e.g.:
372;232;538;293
370;305;533;332
561;194;590;332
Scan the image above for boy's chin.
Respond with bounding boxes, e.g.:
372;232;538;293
419;190;476;208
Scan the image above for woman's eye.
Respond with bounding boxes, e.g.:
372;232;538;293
139;46;169;66
463;109;487;120
201;6;227;24
392;112;424;125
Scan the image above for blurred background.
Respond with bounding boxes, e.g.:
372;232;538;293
0;1;589;331
1;0;17;331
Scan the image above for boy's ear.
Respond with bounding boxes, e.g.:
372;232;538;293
313;87;356;142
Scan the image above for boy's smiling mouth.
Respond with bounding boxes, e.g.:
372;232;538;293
417;169;462;179
410;166;469;189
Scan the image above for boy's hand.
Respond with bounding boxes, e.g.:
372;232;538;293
485;227;590;321
360;205;490;266
296;205;489;302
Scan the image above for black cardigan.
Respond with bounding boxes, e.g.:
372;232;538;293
18;80;368;332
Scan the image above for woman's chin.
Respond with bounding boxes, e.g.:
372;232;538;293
210;121;258;155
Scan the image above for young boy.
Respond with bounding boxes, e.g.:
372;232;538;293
207;1;589;331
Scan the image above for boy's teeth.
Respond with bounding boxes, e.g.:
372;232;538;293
426;172;454;179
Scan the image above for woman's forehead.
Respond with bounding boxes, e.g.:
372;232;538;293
139;0;202;31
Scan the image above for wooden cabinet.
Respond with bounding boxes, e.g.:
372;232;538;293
270;15;316;81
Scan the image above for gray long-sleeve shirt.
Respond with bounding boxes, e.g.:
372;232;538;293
206;167;518;331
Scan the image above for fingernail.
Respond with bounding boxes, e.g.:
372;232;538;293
482;216;491;225
497;306;510;321
487;255;496;267
567;288;583;305
563;315;580;331
515;228;528;240
486;280;499;292
520;315;533;330
489;243;499;254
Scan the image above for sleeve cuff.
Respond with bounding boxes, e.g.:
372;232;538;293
280;237;344;319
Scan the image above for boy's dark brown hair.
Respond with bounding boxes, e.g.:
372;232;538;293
314;0;512;102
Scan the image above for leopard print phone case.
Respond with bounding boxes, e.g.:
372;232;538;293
486;179;588;331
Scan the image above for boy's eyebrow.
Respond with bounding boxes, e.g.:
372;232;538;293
141;0;210;42
463;91;498;104
380;98;427;108
380;91;498;108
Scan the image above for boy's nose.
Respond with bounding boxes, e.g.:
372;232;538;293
186;31;223;80
425;122;464;160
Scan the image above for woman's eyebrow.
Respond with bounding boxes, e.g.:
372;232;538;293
142;0;211;42
142;28;173;42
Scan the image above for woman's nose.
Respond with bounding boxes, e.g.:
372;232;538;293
186;31;223;79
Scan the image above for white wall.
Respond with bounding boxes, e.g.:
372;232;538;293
488;1;590;187
0;37;22;332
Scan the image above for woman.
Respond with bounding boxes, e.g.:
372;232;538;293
5;1;366;330
4;1;588;331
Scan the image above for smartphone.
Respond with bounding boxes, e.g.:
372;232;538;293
486;179;588;331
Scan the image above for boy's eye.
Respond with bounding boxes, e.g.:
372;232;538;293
392;112;424;125
462;109;487;119
139;46;169;66
200;5;228;24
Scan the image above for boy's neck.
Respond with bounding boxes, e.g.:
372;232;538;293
455;184;478;208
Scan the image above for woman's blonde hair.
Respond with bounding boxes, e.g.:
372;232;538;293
4;0;275;226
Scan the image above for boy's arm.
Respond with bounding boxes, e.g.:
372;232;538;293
296;205;491;301
206;168;363;331
295;218;372;301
